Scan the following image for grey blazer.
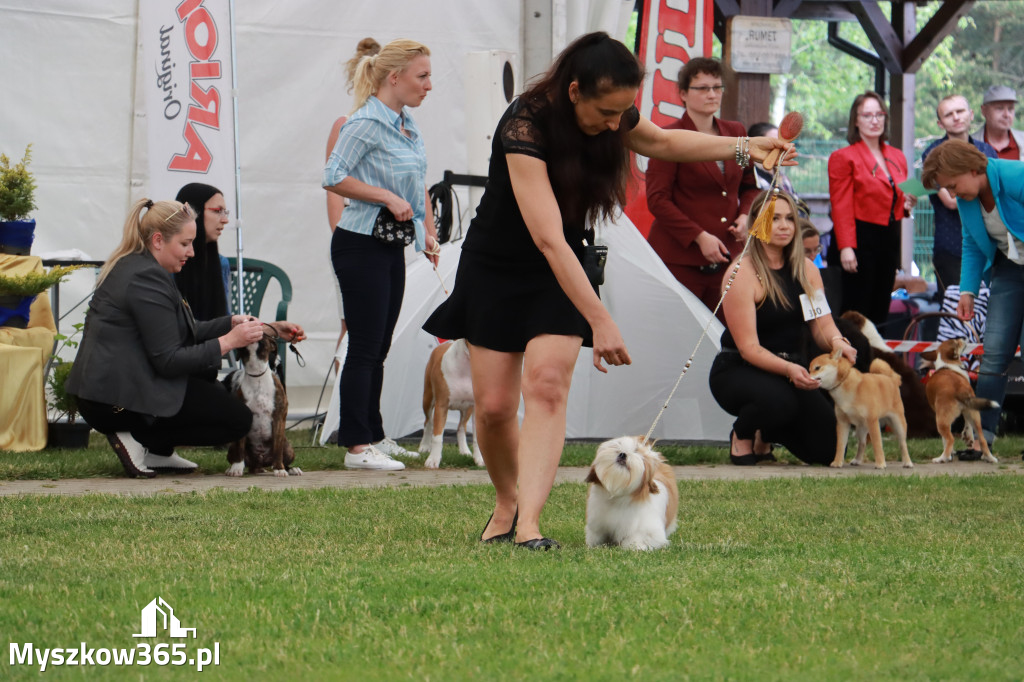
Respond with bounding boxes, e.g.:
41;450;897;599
66;251;231;417
973;124;1024;155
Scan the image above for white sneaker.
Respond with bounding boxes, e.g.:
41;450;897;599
107;432;156;479
144;451;198;470
374;437;417;459
344;445;405;471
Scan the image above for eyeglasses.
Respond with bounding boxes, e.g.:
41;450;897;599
858;112;886;121
804;245;822;257
688;85;725;94
207;207;230;217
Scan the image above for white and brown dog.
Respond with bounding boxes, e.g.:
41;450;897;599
223;337;301;477
584;436;678;550
809;347;913;469
418;339;483;469
921;338;999;464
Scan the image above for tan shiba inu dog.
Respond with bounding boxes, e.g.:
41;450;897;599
808;347;913;469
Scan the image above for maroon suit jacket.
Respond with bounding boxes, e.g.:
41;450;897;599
827;140;908;250
645;113;759;267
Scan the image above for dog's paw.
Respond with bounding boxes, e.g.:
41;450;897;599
873;462;887;470
274;468;289;478
288;467;304;475
931;454;952;463
830;461;844;468
472;454;485;467
902;461;914;468
225;462;245;477
424;455;441;469
982;453;999;464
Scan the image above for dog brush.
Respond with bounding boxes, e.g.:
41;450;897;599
761;111;803;171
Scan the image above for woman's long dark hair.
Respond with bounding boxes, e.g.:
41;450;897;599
174;183;228;321
520;32;644;228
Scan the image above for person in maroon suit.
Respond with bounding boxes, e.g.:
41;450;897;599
646;58;759;319
826;91;916;326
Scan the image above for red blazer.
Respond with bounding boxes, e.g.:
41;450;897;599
645;114;759;267
827;140;909;250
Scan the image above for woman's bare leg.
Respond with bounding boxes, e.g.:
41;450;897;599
468;342;523;539
515;334;581;543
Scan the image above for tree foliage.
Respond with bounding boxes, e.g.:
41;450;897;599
765;1;1024;145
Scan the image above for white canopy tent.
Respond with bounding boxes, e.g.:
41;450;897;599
2;0;730;442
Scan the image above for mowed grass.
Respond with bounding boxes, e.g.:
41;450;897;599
3;429;1024;480
1;476;1023;680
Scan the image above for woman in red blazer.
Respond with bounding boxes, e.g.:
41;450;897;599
827;91;916;326
646;58;759;318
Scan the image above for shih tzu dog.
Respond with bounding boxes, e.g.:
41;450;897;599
584;436;678;550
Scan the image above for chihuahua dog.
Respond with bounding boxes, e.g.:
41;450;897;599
920;338;998;464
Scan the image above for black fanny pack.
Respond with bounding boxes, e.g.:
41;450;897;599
372;207;415;246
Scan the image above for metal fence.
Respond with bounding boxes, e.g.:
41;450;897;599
789;140;935;281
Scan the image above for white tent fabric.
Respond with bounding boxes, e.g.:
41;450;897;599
3;0;728;442
320;214;731;445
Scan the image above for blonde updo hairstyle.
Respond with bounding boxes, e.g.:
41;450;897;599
349;38;430;113
345;38;381;93
98;198;196;286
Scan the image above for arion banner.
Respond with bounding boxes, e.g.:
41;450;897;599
139;0;236;208
625;0;713;236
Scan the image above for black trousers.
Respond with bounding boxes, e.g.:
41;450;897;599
76;377;252;455
708;353;836;465
331;228;406;447
828;218;901;327
932;250;961;293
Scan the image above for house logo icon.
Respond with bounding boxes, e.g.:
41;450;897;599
133;597;196;638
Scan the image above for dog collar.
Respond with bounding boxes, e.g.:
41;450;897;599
246;368;270;378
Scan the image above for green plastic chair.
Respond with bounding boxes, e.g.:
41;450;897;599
226;257;293;382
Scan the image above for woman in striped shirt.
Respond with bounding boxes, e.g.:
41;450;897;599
323;38;440;471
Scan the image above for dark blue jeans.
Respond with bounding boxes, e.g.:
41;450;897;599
976;254;1024;442
331;228;406;447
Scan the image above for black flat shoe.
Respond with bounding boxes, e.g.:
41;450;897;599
729;429;757;466
956;449;983;461
514;537;560;550
481;509;518;544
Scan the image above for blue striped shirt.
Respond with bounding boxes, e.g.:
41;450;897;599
322;96;428;250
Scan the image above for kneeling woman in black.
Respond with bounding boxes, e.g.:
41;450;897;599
66;198;291;478
709;190;857;465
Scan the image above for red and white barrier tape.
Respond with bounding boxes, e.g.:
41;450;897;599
882;340;1021;356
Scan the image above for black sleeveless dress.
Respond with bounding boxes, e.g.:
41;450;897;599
423;98;639;352
719;263;807;361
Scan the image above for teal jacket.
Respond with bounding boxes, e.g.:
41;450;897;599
958;159;1024;295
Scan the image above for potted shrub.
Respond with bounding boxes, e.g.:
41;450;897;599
46;323;91;449
0;144;38;255
0;263;80;328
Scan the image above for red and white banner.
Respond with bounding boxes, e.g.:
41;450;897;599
624;0;713;236
140;0;236;207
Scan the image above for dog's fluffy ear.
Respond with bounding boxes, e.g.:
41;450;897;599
584;466;602;486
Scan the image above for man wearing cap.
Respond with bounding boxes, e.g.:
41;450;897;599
922;94;997;291
975;85;1024;161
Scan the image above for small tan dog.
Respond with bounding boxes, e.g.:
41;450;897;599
417;339;484;469
808;347;913;469
920;338;999;464
584;436;678;550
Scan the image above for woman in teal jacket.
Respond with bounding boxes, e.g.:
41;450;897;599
923;138;1024;448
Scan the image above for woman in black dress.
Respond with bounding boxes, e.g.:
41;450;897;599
424;32;794;549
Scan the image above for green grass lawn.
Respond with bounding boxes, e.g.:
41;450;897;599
3;429;1023;480
1;476;1022;680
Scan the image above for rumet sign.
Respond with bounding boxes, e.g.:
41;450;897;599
728;16;792;74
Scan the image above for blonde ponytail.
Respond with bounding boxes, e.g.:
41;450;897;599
98;199;196;286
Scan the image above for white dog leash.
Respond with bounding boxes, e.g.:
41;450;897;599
641;149;793;446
